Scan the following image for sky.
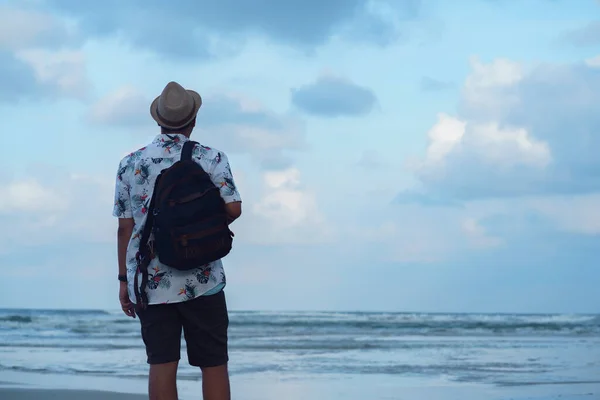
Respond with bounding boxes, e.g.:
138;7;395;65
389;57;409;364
1;0;599;313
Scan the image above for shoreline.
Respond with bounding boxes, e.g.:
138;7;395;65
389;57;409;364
0;388;146;400
0;385;597;400
0;370;598;400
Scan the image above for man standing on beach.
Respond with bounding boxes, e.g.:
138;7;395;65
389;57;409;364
112;81;242;400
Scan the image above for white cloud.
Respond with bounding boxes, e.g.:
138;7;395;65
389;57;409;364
15;49;89;98
88;85;149;126
0;172;115;252
463;57;523;112
466;122;551;169
0;5;86;102
418;114;551;175
0;6;70;51
461;217;502;248
422;113;465;166
526;195;600;235
0;180;66;213
198;92;307;163
254;169;317;227
585;55;600;68
238;167;334;244
339;202;475;264
465;57;523;90
400;56;600;200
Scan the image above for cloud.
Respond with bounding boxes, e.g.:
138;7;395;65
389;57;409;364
291;75;378;117
88;86;307;169
45;0;420;58
0;5;87;102
244;168;334;244
339;202;473;264
200;98;306;166
0;49;89;102
0;5;73;51
420;76;453;92
525;194;600;236
0;180;66;214
0;170;115;254
14;49;89;99
336;0;417;47
0;52;40;102
585;55;600;67
461;217;502;248
400;56;600;202
460;57;524;119
562;21;600;47
87;85;149;126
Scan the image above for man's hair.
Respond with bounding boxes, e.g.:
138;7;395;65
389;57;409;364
160;117;196;134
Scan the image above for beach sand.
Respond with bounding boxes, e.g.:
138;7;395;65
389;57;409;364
0;370;598;400
0;386;598;400
0;388;146;399
1;377;599;400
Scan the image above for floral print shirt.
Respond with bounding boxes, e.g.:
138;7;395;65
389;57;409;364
112;133;241;305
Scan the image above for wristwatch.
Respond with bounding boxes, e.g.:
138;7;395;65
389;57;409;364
118;274;127;283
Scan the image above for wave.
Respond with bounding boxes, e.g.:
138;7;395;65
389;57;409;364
0;315;34;323
0;309;113;324
0;339;459;351
1;310;598;338
225;313;600;335
0;360;550;380
229;319;598;331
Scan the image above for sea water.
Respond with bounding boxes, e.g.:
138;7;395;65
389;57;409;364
1;309;599;399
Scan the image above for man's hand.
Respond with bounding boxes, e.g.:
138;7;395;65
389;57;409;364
119;282;136;318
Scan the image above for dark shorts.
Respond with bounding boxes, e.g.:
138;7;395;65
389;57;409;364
136;290;229;368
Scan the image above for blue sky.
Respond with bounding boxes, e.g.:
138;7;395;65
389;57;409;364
1;0;599;313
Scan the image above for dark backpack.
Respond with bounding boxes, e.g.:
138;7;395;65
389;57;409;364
134;140;234;308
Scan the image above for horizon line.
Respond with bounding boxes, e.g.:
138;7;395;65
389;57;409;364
0;306;598;315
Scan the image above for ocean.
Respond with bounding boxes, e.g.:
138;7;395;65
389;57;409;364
1;309;599;399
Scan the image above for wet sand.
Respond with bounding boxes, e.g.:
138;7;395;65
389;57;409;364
0;388;146;399
0;385;598;400
0;370;598;400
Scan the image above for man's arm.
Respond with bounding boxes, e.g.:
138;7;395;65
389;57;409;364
225;201;242;225
118;218;136;318
117;218;135;275
113;158;134;276
112;158;136;317
208;151;242;224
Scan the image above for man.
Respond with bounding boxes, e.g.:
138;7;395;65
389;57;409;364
112;81;242;400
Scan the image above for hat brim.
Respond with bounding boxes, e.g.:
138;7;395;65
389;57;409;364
150;90;202;130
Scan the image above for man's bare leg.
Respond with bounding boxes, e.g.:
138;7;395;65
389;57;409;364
201;364;231;400
149;361;179;400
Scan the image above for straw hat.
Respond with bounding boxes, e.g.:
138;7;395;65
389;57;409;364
150;81;202;130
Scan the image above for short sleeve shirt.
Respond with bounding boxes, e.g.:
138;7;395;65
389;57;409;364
112;133;241;305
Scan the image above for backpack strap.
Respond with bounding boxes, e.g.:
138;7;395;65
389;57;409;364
134;173;162;310
181;140;198;161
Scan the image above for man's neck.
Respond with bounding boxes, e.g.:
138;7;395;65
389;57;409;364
162;132;191;138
